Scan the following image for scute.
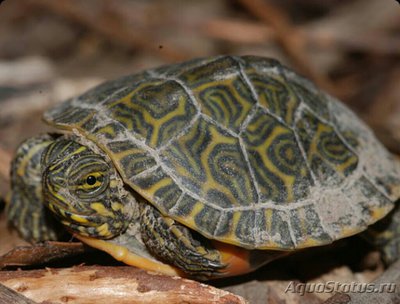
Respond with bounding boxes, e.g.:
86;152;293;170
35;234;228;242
242;106;313;203
240;56;300;125
106;79;197;149
44;55;400;250
296;109;359;186
160;117;258;208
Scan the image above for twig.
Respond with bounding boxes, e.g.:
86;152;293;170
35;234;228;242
202;18;275;44
202;18;400;56
25;0;188;62
0;241;86;269
0;266;248;304
0;147;11;184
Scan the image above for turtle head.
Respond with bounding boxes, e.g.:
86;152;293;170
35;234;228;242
42;137;134;239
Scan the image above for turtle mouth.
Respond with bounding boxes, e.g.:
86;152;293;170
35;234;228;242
43;178;127;240
46;165;135;240
45;196;128;240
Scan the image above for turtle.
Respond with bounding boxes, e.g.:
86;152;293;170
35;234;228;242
6;55;400;280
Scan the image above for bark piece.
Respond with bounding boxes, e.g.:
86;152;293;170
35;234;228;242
0;266;247;304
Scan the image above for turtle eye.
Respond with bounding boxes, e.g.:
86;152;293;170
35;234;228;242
86;175;97;185
77;171;108;197
67;156;110;199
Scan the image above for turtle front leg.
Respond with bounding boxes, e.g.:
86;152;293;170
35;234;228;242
139;202;285;279
7;135;64;242
139;202;226;279
365;204;400;265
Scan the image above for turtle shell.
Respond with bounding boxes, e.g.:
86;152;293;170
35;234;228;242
43;55;400;250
